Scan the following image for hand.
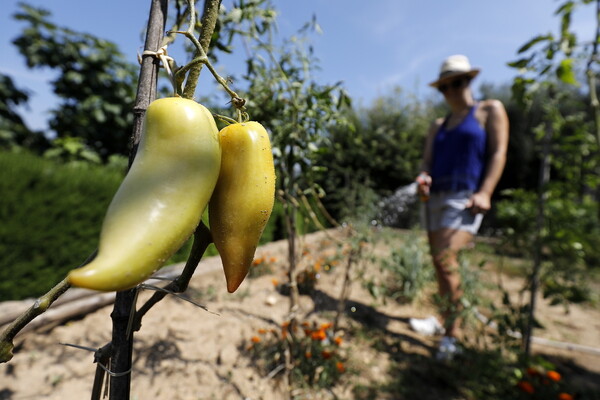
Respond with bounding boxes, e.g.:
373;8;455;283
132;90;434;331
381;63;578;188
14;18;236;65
466;192;491;215
415;172;431;199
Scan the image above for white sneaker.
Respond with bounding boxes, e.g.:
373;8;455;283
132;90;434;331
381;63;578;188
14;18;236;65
409;316;445;336
435;336;462;361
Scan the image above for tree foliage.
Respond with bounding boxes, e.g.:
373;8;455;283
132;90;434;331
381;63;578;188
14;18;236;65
495;1;600;357
224;2;353;311
12;3;138;160
3;0;599;275
0;73;48;151
210;0;353;227
316;89;433;221
503;0;600;270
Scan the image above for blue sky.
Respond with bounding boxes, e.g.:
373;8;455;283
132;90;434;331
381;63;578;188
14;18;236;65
0;0;595;131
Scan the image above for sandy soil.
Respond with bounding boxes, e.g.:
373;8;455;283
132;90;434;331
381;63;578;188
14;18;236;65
1;228;599;399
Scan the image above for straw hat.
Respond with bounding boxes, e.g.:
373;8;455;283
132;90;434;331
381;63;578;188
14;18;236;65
429;55;480;88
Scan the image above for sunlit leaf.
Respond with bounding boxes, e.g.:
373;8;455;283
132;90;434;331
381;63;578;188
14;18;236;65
556;58;578;85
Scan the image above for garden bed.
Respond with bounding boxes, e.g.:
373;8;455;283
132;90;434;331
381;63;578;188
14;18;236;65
1;228;599;399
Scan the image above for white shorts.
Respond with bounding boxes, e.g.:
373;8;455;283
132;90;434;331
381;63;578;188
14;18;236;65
422;191;483;234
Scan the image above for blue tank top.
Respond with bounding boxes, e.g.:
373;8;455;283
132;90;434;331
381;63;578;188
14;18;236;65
430;105;487;192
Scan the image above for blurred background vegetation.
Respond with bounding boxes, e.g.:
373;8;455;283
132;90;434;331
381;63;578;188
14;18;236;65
1;1;598;302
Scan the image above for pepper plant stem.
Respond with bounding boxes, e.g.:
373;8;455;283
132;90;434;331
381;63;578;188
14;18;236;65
182;0;221;98
131;224;212;332
0;278;71;363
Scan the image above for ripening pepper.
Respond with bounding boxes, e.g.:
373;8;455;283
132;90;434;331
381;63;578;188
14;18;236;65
68;97;221;291
209;122;275;292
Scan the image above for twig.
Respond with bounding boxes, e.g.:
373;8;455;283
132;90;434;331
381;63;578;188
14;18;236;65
586;0;600;151
161;1;189;48
0;243;97;363
130;223;213;332
298;189;329;232
91;344;112;400
313;192;340;228
173;31;246;111
334;229;362;332
524;111;553;357
169;1;246;117
266;363;286;380
0;278;71;363
137;284;217;315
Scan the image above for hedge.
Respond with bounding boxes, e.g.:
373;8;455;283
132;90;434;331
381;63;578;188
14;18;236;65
0;151;295;301
0;152;123;300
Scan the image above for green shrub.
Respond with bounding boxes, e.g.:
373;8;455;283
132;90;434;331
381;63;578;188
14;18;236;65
496;187;599;305
0;151;291;301
364;231;433;304
0;151;123;300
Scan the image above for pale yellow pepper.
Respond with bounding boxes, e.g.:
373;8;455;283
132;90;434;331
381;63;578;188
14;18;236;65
68;97;221;291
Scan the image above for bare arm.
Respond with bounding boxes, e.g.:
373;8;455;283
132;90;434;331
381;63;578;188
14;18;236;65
468;99;509;212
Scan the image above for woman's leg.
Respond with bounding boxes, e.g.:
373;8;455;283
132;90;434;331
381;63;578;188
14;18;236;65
427;227;474;338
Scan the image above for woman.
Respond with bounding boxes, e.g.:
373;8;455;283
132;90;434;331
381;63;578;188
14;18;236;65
413;55;509;360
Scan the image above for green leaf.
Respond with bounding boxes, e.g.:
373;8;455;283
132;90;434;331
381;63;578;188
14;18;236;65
507;57;533;69
516;34;553;54
558;1;573;34
556;58;578;85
